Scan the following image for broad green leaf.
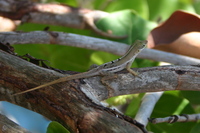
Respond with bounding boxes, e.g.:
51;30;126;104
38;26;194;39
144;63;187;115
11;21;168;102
125;93;145;117
92;0;107;10
15;23;94;71
190;122;200;133
136;58;159;68
106;94;137;106
148;93;195;133
96;10;157;44
54;0;77;7
47;121;70;133
90;51;119;65
101;0;149;19
152;92;194;116
15;11;157;71
147;0;195;21
14;44;93;71
180;91;200;105
193;1;200;14
50;46;93;71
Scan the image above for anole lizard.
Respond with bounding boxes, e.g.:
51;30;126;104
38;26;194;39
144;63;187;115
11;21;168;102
13;40;147;95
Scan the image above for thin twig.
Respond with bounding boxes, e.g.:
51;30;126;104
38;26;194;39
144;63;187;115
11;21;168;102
135;92;164;126
149;114;200;124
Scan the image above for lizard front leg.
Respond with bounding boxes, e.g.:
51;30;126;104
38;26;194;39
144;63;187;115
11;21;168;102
126;62;142;79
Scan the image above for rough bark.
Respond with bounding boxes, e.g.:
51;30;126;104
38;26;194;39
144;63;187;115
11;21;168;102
0;49;147;132
1;43;200;132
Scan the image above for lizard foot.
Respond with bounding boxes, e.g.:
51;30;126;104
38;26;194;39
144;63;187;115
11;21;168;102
127;68;142;79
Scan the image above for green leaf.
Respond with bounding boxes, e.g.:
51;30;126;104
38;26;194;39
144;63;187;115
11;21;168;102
101;0;149;19
193;1;200;14
13;44;93;71
50;46;93;71
90;51;119;65
96;10;157;44
106;94;137;106
47;121;70;133
148;92;195;133
190;122;200;133
15;23;94;71
147;0;195;21
15;11;157;71
125;93;145;117
180;91;200;104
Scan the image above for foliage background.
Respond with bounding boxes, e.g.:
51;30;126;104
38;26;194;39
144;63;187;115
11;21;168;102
3;0;200;132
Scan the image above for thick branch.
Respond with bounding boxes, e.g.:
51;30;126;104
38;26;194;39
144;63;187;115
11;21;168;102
1;45;200;132
0;31;200;65
0;50;146;132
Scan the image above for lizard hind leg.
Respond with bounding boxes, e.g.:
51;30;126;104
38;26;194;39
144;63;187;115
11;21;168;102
101;74;118;98
89;64;99;70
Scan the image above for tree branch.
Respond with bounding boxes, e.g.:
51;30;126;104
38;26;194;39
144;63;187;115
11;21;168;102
135;92;163;126
1;43;200;132
149;114;200;124
0;0;126;39
0;31;200;65
1;33;200;132
0;49;147;133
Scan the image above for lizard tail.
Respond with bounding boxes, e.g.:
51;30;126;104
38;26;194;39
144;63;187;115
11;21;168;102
12;73;82;96
12;78;64;96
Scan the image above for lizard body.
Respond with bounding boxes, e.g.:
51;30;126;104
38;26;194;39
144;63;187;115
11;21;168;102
13;40;147;95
